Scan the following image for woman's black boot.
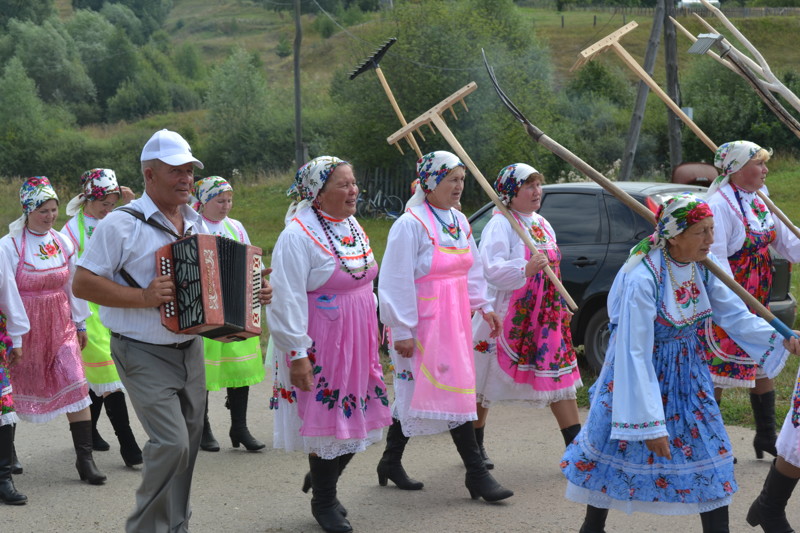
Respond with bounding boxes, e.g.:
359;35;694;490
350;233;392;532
561;424;582;448
474;425;494;469
309;455;352;533
377;418;423;490
450;422;513;502
303;453;352;516
227;386;265;451
200;391;220;452
0;424;27;505
104;391;142;467
750;391;778;459
89;390;110;452
746;459;798;532
579;505;608;533
10;424;22;475
69;420;107;485
699;505;729;533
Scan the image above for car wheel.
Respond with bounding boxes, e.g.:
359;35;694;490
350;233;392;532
584;307;610;373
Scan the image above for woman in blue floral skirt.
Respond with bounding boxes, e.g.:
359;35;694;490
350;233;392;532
561;193;799;532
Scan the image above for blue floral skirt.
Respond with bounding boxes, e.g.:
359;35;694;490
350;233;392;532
561;320;735;515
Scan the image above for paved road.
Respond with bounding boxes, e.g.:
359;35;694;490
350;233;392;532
4;379;797;532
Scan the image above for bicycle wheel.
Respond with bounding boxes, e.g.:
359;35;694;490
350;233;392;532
356;197;371;219
382;195;404;219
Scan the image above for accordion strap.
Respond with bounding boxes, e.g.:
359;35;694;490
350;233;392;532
116;206;183;289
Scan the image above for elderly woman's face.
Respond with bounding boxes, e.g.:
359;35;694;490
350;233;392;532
730;157;768;192
316;164;358;219
667;217;714;263
508;177;543;214
426;166;465;210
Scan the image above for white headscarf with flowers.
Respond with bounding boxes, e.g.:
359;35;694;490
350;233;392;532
494;163;539;206
406;151;466;209
66;168;121;216
285;156;348;224
9;176;59;237
707;140;766;197
192;176;233;212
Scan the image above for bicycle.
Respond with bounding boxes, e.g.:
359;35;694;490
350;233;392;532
356;189;404;219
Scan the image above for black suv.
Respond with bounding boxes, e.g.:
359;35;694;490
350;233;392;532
469;181;797;372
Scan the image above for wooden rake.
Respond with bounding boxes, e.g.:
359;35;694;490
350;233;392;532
350;38;422;159
573;23;800;242
483;49;796;340
386;82;578;311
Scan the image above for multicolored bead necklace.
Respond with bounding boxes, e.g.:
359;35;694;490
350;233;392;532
313;207;370;280
426;200;462;240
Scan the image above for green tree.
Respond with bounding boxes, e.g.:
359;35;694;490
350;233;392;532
107;66;171;122
0;1;55;29
0;58;50;175
100;3;146;44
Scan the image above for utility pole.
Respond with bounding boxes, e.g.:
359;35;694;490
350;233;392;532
620;0;665;181
664;1;683;172
293;0;304;167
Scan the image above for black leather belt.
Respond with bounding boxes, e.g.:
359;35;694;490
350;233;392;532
110;331;196;350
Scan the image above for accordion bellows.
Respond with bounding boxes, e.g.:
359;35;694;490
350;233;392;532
156;234;263;342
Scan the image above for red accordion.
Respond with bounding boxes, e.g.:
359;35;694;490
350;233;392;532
155;234;263;342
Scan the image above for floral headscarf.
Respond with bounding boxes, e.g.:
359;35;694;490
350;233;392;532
622;193;713;273
192;176;233;211
66;168;121;216
406;151;465;209
9;176;59;237
285;156;348;223
494;163;539;205
707;140;766;197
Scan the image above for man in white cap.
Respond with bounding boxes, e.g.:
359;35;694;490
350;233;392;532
72;129;271;532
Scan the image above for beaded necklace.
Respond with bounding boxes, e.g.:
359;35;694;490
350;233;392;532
426;200;462;240
665;252;697;323
313;207;370;280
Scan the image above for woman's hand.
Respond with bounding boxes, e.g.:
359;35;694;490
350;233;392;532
259;268;273;306
77;331;88;350
524;252;549;277
645;436;672;459
394;338;415;358
119;186;136;205
6;348;22;367
290;358;314;391
783;333;800;355
482;311;502;338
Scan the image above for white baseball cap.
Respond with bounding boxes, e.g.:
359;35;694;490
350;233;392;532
140;129;204;169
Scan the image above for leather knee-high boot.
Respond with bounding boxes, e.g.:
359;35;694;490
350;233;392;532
200;391;220;452
747;459;798;532
750;391;778;459
309;455;352;533
89;390;109;451
227;386;265;451
377;418;423;490
579;505;608;533
103;391;142;467
10;424;21;475
0;424;26;505
450;422;513;502
561;424;582;448
699;505;729;533
303;453;353;517
474;425;494;469
69;420;106;485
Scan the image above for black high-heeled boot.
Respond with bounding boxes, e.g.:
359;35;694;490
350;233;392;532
746;459;798;532
0;424;26;505
302;454;353;516
450;422;513;502
750;391;778;459
104;391;142;467
69;420;107;485
561;424;581;448
579;505;608;533
309;455;352;533
377;418;424;490
699;505;729;533
89;390;110;452
200;391;220;452
227;386;265;451
474;425;494;469
10;424;21;475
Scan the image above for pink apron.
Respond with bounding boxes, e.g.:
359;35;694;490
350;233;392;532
294;254;391;439
408;204;476;420
12;230;87;420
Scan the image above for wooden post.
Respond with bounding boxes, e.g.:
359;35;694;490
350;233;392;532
663;0;683;172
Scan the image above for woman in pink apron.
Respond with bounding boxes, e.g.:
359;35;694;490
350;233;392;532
472;163;582;469
0;177;105;485
703;141;800;464
269;157;392;533
377;151;512;503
